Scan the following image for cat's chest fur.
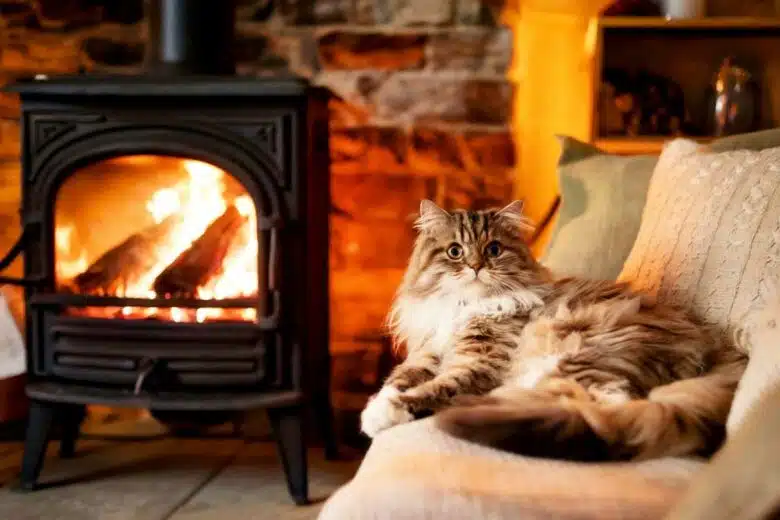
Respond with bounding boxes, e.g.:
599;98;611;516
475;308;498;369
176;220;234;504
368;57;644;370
392;291;580;390
395;293;522;356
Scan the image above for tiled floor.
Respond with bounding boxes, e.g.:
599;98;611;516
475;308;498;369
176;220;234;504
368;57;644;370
0;418;360;520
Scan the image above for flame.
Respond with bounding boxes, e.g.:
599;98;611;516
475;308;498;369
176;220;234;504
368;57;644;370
55;157;259;323
199;194;258;300
146;188;181;223
125;159;229;298
55;225;88;281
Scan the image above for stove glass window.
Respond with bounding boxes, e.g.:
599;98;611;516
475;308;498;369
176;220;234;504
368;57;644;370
54;155;259;323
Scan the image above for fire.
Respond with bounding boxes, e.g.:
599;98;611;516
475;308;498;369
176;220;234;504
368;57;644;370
199;194;258;299
55;157;259;323
127;159;229;298
146;188;180;223
55;225;88;281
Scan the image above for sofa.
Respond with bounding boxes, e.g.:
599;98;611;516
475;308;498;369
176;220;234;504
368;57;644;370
318;129;780;520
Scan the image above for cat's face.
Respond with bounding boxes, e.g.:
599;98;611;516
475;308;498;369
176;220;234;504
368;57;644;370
402;200;539;299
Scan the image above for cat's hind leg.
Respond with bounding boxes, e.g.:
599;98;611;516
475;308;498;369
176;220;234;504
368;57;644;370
435;356;746;461
436;384;612;461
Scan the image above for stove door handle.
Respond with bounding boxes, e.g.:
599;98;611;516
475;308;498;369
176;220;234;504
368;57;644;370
133;357;158;396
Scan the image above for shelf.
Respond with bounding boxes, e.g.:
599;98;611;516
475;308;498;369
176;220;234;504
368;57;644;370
599;16;780;30
595;136;713;155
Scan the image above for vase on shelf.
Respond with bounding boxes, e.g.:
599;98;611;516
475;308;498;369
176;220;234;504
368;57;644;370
662;0;705;18
707;57;759;137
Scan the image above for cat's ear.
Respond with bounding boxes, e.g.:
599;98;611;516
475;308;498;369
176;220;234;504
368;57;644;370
415;199;450;232
496;200;533;233
497;200;525;218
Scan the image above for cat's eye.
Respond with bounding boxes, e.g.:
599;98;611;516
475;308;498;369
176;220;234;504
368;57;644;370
484;241;502;258
446;243;463;260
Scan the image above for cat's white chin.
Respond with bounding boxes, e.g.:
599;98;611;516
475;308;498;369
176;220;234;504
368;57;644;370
360;386;414;438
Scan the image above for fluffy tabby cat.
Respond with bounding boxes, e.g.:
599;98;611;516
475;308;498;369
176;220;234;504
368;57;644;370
360;200;747;461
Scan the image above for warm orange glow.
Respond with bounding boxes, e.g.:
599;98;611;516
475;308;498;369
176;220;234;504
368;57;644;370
126;159;228;298
511;4;612;256
55;157;259;323
199;194;258;300
67;306;256;323
55;225;88;281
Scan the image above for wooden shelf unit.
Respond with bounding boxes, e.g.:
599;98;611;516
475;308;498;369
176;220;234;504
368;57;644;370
599;16;780;30
510;4;780;250
592;16;780;155
594;136;714;155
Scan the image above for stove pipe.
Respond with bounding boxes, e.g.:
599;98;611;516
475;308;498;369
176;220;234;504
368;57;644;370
145;0;236;75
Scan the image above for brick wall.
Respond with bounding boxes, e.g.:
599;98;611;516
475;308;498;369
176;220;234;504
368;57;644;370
0;0;515;441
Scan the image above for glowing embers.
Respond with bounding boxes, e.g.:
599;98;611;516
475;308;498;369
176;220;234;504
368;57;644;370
55;156;259;323
66;306;257;323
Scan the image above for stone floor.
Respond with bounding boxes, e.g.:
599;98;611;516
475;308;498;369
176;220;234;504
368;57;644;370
0;417;360;520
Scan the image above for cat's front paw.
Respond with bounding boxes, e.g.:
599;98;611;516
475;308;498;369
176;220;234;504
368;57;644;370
360;386;414;438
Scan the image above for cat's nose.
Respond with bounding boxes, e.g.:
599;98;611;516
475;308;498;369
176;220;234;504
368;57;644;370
468;263;483;273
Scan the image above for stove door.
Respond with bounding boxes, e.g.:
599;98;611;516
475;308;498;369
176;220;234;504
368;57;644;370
54;154;264;322
30;153;286;391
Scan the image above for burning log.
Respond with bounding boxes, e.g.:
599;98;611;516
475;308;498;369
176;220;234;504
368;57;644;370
73;215;182;295
153;205;246;298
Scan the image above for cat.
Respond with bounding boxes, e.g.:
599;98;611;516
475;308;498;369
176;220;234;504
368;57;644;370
359;199;747;461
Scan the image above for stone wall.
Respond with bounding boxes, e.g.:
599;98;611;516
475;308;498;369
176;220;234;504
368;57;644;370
0;0;515;441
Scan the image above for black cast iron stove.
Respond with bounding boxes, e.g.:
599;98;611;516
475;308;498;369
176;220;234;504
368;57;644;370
0;0;334;504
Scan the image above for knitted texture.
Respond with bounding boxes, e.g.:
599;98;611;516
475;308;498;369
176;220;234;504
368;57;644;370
618;139;780;337
727;279;780;435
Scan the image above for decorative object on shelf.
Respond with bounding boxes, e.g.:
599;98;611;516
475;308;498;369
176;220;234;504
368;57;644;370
707;57;759;137
603;0;662;16
599;68;695;137
662;0;706;18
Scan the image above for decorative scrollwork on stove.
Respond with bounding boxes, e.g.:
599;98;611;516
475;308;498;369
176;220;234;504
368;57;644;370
33;122;76;154
29;113;106;155
35;122;75;152
255;121;278;156
222;115;292;189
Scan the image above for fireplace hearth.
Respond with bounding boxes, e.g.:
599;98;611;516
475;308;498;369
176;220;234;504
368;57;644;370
0;0;333;506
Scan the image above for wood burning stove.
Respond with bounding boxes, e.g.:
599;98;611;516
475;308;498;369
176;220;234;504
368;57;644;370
0;0;334;505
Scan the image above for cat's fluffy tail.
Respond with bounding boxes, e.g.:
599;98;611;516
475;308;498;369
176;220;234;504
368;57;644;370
436;356;746;461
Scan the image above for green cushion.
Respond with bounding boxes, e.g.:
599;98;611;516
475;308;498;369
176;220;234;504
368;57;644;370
543;128;780;280
541;137;656;280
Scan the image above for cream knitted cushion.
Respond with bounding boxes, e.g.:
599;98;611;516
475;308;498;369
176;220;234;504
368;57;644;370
618;138;780;335
726;281;780;435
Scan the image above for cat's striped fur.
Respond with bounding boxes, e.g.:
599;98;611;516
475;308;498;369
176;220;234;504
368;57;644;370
359;200;747;461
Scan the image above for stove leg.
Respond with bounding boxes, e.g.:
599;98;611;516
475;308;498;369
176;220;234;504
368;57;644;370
59;404;86;459
313;393;339;460
267;406;308;505
18;400;56;491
